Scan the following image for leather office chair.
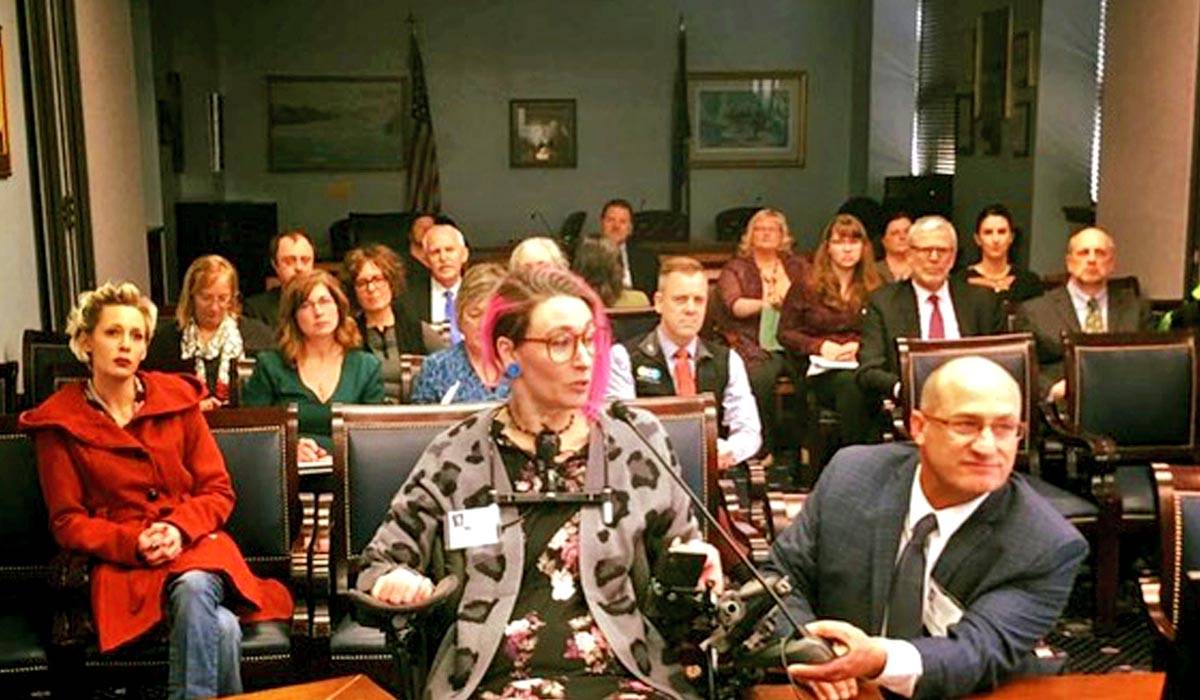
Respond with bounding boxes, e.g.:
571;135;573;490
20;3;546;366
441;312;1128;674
0;361;18;414
0;417;55;697
1043;330;1199;628
22;330;88;409
1142;465;1200;677
714;207;759;243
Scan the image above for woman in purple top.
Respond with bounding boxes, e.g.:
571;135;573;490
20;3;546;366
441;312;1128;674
715;208;809;457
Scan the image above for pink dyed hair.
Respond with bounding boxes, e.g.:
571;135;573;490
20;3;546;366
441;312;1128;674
481;265;612;420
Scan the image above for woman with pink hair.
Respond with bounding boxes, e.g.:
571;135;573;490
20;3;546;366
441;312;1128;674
356;265;722;699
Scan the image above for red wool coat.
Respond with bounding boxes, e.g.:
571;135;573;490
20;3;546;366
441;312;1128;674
20;372;293;652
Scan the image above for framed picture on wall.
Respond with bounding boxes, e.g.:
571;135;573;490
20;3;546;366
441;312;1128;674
1012;101;1032;157
955;94;974;156
509;99;577;168
1012;30;1036;88
0;26;12;179
267;76;406;172
687;71;807;168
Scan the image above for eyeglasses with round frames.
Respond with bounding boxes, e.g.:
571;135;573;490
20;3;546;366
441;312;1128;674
922;413;1024;442
522;326;597;365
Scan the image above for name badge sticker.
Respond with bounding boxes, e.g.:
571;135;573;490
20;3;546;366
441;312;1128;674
445;504;502;551
925;579;965;636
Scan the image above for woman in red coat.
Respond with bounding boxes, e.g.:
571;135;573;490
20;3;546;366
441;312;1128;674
20;281;293;700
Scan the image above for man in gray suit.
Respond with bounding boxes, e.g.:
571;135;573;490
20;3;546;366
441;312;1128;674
1015;226;1153;400
768;357;1086;699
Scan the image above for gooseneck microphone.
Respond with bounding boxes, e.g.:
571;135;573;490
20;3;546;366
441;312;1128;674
608;401;834;663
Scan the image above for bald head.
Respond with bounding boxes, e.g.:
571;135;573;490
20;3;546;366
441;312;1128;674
920;356;1020;416
1065;227;1116;293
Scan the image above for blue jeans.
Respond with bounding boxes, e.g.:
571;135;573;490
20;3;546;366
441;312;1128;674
167;570;243;700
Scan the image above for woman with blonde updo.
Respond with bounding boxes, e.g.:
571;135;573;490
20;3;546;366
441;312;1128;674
19;281;293;699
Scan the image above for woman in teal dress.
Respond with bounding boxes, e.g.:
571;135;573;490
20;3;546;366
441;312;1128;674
242;270;385;461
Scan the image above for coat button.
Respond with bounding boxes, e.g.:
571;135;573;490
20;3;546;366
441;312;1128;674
147;488;159;502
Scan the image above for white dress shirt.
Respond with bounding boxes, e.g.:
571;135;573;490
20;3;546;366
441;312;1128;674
912;280;962;340
656;328;763;464
619;243;634;289
430;277;463;326
606;344;637;401
875;464;989;697
1066;279;1109;331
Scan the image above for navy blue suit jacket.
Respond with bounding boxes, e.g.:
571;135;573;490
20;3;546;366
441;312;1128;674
766;443;1087;698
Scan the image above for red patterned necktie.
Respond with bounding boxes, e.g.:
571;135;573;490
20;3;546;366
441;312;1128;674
673;347;696;396
928;294;945;340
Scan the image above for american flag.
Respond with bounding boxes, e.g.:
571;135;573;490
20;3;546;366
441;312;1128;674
406;30;441;213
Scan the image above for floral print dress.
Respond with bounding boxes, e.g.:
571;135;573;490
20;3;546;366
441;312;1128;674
474;434;672;700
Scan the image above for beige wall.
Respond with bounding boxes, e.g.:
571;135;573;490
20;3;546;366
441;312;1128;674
0;0;43;363
1097;0;1200;297
76;0;149;289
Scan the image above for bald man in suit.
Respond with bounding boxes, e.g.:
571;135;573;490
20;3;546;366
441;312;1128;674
1014;227;1153;400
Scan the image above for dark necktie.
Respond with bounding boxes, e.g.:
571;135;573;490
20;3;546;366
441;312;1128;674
673;347;696;396
927;294;945;340
887;513;938;639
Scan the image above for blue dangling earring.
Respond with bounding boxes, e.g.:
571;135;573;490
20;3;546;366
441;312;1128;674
504;362;522;380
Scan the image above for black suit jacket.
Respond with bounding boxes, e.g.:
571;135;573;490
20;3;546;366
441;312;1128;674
855;279;1005;396
1014;283;1154;394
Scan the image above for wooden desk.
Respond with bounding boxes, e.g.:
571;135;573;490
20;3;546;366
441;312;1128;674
229;674;393;699
746;672;1165;700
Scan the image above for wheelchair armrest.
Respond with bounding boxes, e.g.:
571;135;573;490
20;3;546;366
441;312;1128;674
345;574;460;632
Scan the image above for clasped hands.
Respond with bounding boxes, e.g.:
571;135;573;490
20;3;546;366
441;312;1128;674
297;437;329;464
137;521;183;567
787;619;889;700
371;537;724;606
818;340;860;362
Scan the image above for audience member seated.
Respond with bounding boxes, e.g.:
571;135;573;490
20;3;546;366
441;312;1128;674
241;270;385;462
410;224;470;341
617;256;762;470
409;263;509;404
402;211;436;279
19;281;293;700
598;197;659;296
343;244;437;401
1015;226;1154;400
358;264;722;698
145;254;273;409
875;209;913;284
717;207;809;456
573;236;651;308
767;357;1086;698
243;229;316;327
509;236;569;271
779;214;883;444
856;215;1005;400
956;203;1044;303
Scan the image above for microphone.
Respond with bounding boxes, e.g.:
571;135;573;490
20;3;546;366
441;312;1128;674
607;401;834;664
530;210;553;236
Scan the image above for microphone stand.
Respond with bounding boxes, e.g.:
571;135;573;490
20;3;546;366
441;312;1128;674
608;402;834;669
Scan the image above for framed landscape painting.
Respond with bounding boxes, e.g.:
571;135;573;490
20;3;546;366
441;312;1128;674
688;71;807;168
267;76;405;172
